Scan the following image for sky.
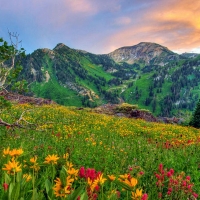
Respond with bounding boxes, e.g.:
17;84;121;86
0;0;200;54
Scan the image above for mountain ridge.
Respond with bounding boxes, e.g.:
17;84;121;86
108;42;180;65
18;41;200;117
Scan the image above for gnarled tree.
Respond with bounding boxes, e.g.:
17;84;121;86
0;32;29;128
0;32;25;90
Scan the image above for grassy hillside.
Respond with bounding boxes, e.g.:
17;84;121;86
121;57;200;117
19;45;200;117
0;103;200;199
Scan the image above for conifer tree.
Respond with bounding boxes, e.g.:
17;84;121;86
189;99;200;128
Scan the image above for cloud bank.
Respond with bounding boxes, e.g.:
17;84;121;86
0;0;199;54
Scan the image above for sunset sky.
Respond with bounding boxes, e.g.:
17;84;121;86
1;0;200;54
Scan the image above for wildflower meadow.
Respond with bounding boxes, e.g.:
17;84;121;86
0;103;200;199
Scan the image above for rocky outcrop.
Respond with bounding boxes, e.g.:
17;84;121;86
108;42;180;65
92;103;183;124
0;91;55;105
93;103;157;122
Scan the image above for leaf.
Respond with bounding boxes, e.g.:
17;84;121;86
16;171;22;183
8;183;14;200
31;188;38;200
67;185;84;200
45;179;52;194
5;173;11;184
60;167;67;187
12;183;20;200
80;192;88;200
45;179;54;199
114;180;133;191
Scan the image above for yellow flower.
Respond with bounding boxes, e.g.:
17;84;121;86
53;176;74;197
131;189;143;199
44;154;59;164
124;177;138;188
2;157;21;174
87;177;97;192
30;164;40;171
67;168;79;178
66;176;74;186
90;181;98;192
97;173;107;185
108;175;116;181
63;153;69;159
9;148;23;157
30;156;37;163
23;173;32;182
87;177;93;186
66;162;73;169
53;178;68;197
29;156;40;171
3;147;10;156
119;174;130;180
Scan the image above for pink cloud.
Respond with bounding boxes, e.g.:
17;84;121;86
66;0;96;14
114;17;132;26
104;0;200;53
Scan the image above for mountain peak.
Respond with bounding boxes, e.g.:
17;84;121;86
54;43;70;50
108;42;178;65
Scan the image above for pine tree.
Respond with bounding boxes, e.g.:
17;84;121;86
189;99;200;128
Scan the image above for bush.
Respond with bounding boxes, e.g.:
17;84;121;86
115;103;138;113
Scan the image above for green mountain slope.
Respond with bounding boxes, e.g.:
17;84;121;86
121;56;200;116
19;42;200;117
20;44;125;107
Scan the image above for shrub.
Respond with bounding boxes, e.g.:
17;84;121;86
115;103;138;113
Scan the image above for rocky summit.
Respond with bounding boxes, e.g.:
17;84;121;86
108;42;180;65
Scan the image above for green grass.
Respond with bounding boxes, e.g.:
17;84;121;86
0;103;200;199
80;57;114;81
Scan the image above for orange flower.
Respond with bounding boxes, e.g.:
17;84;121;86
30;156;40;171
119;174;130;180
44;154;59;164
66;161;73;169
3;147;10;156
23;174;32;182
53;176;74;197
96;173;107;185
108;175;116;181
9;148;23;157
53;178;68;197
30;156;37;163
124;177;138;188
2;157;21;174
67;168;79;178
131;189;143;199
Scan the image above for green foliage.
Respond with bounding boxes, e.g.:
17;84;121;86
115;103;138;113
0;96;12;110
0;35;26;93
139;109;151;113
189;99;200;128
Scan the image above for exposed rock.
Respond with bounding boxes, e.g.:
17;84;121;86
45;71;50;82
108;42;180;65
0;91;55;105
92;103;157;122
181;53;199;59
92;103;183;124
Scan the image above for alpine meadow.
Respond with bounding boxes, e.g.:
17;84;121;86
1;1;200;199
